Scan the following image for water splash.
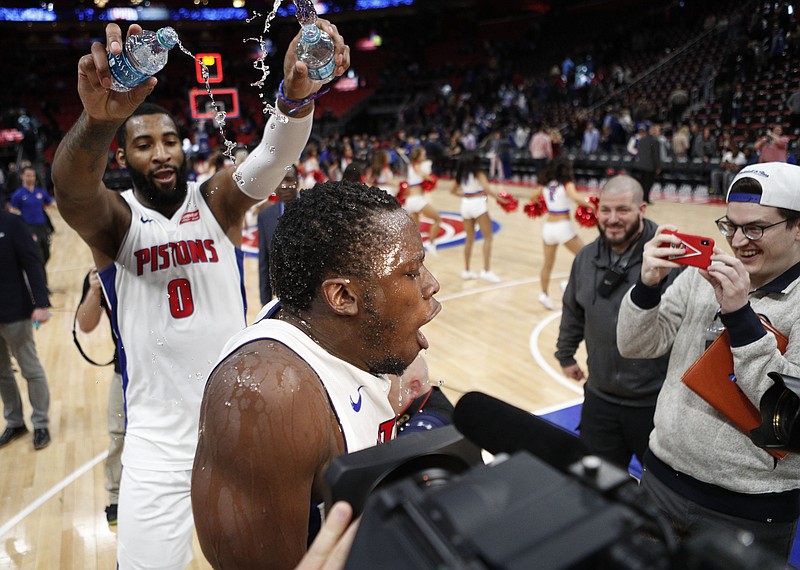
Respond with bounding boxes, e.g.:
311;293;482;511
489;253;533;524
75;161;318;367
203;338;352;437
174;40;238;162
242;2;289;124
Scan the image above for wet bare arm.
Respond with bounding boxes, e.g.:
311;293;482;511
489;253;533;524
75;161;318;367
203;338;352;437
192;342;344;570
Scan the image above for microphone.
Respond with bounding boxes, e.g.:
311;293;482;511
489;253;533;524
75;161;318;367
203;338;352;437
453;391;590;473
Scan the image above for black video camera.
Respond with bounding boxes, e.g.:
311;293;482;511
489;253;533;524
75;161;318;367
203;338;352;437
750;371;800;452
323;397;786;569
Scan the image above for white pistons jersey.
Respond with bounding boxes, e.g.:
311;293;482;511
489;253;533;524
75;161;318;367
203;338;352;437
99;182;247;470
214;300;397;451
543;181;572;214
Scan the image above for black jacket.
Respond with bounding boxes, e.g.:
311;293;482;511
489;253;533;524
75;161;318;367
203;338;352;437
0;211;49;323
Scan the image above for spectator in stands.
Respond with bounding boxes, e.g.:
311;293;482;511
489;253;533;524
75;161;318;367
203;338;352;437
710;145;746;196
581;121;600;155
788;89;800;131
668;85;689;126
599;124;614;153
528;124;553;175
549;127;564;158
755;125;789;162
627;125;646;157
731;83;745;126
692;126;717;163
484;130;506;180
634;124;661;205
618;108;634;137
672;125;690;159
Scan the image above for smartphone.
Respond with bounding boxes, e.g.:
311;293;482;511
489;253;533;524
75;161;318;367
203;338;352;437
663;230;715;269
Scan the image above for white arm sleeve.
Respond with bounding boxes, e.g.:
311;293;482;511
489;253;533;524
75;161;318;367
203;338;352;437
233;107;313;200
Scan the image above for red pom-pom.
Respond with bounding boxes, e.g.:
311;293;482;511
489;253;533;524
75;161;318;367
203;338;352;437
575;204;598;227
524;195;547;218
587;194;599;208
497;191;519;213
421;174;438;192
397;181;408;205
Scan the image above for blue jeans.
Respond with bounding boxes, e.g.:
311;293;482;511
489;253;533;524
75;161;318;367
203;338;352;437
0;319;50;429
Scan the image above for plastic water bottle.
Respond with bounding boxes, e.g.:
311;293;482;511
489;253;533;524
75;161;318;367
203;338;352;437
108;27;179;92
293;0;335;84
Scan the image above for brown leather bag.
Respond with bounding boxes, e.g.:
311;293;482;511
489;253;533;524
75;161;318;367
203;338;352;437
681;317;788;460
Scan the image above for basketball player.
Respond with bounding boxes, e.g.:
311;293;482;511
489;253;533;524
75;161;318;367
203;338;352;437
192;181;441;569
51;21;351;570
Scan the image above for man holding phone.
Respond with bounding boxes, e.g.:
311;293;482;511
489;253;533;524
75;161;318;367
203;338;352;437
617;162;800;561
556;175;680;469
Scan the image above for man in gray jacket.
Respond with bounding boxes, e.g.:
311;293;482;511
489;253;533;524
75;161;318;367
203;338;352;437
617;162;800;561
556;175;679;468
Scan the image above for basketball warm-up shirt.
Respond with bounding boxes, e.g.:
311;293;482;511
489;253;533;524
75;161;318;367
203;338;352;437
99;182;247;471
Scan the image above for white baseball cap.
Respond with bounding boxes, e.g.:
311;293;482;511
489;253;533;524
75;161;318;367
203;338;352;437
727;162;800;211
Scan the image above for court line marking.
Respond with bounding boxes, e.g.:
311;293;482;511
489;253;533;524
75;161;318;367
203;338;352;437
0;271;573;536
0;450;108;538
529;310;584;396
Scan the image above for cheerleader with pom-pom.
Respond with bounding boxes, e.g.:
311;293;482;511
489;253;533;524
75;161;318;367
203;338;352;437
404;146;442;255
450;153;511;282
532;158;592;310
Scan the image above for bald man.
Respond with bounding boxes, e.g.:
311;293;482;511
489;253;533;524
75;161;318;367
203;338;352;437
555;175;681;469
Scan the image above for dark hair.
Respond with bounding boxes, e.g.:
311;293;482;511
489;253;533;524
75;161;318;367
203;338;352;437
342;162;365;183
540;158;574;185
455;152;482;185
271;180;403;311
729;176;800;229
115;102;174;149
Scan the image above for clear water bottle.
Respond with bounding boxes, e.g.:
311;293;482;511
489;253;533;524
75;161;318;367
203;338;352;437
108;27;179;92
293;0;335;84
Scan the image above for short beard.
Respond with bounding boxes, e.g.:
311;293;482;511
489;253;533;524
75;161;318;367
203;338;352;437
599;219;641;249
128;162;189;209
360;293;409;376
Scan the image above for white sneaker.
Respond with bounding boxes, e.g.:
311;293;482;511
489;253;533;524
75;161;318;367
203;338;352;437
424;242;437;256
461;270;478;280
538;292;556;310
480;270;501;283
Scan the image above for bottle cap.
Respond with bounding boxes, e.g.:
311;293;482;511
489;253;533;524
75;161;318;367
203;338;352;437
157;27;179;49
301;23;321;42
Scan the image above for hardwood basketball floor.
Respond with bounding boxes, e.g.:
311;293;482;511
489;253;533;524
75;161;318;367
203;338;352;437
0;180;726;568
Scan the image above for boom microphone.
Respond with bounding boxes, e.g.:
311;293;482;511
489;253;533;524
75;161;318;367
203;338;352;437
453;391;590;473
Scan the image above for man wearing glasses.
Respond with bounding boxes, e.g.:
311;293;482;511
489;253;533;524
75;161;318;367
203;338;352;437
258;166;300;305
616;162;800;562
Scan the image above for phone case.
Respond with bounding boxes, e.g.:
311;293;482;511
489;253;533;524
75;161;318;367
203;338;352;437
664;230;714;269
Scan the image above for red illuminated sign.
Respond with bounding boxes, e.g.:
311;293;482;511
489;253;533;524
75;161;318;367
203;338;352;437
195;53;224;84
